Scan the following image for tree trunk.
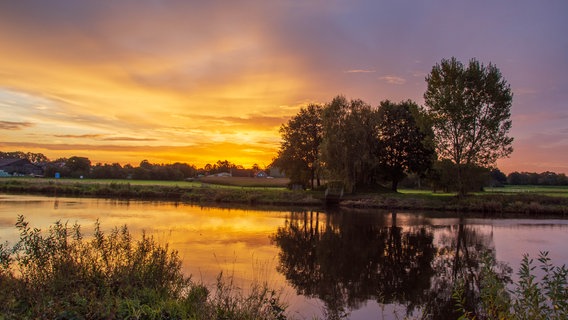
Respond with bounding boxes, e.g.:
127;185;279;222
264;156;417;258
457;163;466;198
391;179;399;192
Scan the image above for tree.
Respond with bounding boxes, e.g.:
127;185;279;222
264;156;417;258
321;96;378;193
0;151;49;163
274;103;323;189
424;57;513;195
375;100;435;192
65;156;91;178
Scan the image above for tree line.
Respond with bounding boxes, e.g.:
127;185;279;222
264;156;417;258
273;57;515;194
0;151;265;181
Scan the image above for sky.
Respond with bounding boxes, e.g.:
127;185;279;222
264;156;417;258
1;0;567;173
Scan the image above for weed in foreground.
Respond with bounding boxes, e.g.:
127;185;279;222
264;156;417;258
454;251;568;320
0;215;288;319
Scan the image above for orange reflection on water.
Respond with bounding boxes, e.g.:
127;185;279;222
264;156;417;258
0;195;289;292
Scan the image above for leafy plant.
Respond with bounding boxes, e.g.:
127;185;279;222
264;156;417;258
0;216;288;319
454;251;567;320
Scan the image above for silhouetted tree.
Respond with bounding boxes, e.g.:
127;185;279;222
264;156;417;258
424;57;513;196
271;210;435;318
65;156;91;178
321;96;378;193
375;100;435;191
0;151;49;163
273;104;323;189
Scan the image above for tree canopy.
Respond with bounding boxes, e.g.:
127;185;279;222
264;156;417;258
424;57;513;194
375;100;435;191
273;103;323;189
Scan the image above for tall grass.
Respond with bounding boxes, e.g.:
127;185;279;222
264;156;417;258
0;216;288;319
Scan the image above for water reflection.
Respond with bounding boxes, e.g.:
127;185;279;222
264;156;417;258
1;195;568;319
271;211;515;319
271;211;436;319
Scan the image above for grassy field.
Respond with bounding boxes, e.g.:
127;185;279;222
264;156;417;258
0;176;290;189
199;176;289;188
399;185;568;198
484;185;568;197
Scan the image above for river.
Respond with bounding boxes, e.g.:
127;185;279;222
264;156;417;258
1;194;567;319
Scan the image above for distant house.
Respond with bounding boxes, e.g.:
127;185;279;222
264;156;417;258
0;158;43;176
255;171;268;178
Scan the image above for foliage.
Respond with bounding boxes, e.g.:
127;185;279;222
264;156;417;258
454;251;568;320
426;160;491;193
0;216;288;319
375;100;435;192
424;57;513;195
320;96;379;193
273;103;323;189
508;171;568;186
0;150;49;164
65;156;92;178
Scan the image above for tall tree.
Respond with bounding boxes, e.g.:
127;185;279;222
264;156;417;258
424;57;513;195
321;96;377;193
274;103;323;189
375;100;435;192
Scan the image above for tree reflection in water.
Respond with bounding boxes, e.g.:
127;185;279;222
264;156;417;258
271;210;510;319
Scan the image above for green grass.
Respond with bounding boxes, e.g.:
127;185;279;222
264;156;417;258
1;177;203;187
0;177;319;206
199;176;289;189
1;176;290;189
485;185;568;197
398;188;456;197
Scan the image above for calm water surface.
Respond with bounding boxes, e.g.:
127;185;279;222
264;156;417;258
1;194;567;319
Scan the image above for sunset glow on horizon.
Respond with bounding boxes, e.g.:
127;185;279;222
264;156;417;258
1;1;567;173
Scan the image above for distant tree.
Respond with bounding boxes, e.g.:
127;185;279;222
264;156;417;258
424;57;513;196
375;100;435;192
490;168;508;186
91;163;127;179
274;103;323;189
65;156;91;178
0;151;49;163
507;171;568;186
321;96;378;193
507;171;524;185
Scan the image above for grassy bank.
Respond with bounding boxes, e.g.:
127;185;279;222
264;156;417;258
341;190;568;216
0;177;320;206
1;178;568;216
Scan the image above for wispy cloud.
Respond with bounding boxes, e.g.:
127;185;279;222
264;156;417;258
345;69;376;74
54;134;102;139
0;121;33;130
379;75;406;85
102;137;158;142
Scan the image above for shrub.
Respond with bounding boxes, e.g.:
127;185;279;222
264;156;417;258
455;251;568;320
0;216;288;319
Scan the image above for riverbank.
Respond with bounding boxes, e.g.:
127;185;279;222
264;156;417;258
1;178;568;216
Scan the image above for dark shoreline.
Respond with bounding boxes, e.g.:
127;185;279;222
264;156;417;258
1;178;568;217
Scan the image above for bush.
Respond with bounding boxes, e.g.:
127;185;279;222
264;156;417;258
0;216;288;319
455;252;568;320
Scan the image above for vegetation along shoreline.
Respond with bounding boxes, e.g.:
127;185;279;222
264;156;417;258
1;177;568;217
